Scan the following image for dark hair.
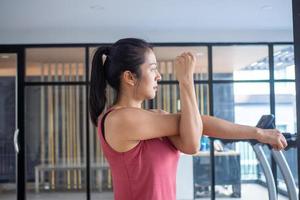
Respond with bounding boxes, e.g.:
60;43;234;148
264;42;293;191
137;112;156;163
89;38;153;126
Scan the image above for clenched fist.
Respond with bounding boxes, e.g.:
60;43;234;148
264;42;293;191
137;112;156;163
174;52;196;83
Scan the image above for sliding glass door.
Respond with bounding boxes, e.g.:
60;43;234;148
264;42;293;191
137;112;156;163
0;52;18;200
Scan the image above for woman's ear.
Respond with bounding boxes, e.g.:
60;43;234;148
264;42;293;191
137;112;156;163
123;70;137;86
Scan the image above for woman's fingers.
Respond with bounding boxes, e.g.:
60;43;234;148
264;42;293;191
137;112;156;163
272;134;287;151
272;144;282;151
274;135;284;151
277;140;284;150
277;132;287;150
281;134;288;148
261;129;288;151
272;145;279;151
178;52;194;61
174;52;196;81
186;52;195;61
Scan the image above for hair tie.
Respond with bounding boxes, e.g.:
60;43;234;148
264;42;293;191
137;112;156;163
102;47;111;71
103;46;111;56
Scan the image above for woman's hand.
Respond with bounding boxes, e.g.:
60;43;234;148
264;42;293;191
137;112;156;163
256;128;288;151
174;52;196;82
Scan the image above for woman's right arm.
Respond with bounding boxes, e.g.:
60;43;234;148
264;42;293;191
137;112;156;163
106;107;180;140
171;53;203;153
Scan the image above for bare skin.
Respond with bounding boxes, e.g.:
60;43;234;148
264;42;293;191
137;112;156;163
104;50;287;154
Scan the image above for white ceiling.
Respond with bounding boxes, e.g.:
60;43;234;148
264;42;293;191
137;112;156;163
0;0;294;44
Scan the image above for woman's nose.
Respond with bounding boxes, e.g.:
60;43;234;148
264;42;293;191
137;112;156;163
156;71;162;81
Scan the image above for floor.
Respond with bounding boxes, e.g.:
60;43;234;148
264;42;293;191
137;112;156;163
0;184;290;200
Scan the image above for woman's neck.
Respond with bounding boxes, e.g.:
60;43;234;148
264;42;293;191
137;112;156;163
114;99;142;109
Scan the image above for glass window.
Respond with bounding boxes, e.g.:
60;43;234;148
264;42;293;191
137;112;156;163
153;46;208;80
274;45;295;80
89;47;97;81
25;85;86;199
0;53;17;199
275;82;296;133
26;48;86;82
213;46;269;80
275;82;298;193
153;83;209;114
213;82;271;198
193;141;212;199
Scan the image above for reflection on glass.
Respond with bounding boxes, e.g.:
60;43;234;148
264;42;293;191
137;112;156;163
26;48;86;82
213;46;269;80
25;85;86;199
274;45;295;80
213;83;271;198
0;54;17;198
153;46;208;80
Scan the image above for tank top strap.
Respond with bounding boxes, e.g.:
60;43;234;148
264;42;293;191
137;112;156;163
98;107;115;136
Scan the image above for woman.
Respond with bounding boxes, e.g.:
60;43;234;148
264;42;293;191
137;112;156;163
89;38;287;200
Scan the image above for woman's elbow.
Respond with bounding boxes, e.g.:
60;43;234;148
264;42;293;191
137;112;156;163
192;124;203;138
182;142;200;155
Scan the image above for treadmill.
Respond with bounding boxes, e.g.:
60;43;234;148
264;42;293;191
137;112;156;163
220;115;298;200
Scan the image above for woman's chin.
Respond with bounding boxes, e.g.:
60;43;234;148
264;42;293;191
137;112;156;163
146;94;156;100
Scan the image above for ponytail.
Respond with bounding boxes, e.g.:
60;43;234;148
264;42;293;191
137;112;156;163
89;38;152;126
89;46;111;127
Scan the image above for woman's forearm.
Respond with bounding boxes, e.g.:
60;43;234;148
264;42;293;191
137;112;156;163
201;115;261;140
179;80;203;151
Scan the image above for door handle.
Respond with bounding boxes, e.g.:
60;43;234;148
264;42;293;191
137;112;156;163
14;129;19;153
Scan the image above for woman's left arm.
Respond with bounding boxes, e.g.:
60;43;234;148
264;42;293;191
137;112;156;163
148;110;288;151
201;115;288;151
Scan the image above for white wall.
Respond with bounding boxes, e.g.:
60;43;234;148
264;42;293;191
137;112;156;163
0;29;293;44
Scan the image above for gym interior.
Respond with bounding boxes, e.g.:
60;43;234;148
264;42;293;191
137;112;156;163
0;1;299;200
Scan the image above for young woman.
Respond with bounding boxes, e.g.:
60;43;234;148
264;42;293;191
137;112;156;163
89;38;287;200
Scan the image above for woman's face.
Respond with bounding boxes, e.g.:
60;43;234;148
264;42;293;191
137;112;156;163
136;49;161;100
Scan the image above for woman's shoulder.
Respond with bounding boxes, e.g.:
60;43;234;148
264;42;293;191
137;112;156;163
104;107;143;128
108;106;152;120
105;107;166;134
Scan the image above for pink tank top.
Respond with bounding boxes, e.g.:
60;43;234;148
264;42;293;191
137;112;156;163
98;108;180;200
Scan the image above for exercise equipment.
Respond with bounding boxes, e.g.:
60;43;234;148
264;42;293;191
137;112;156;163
222;115;298;200
255;115;298;200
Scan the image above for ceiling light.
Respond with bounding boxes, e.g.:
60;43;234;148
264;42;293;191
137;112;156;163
90;5;104;10
261;5;272;10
